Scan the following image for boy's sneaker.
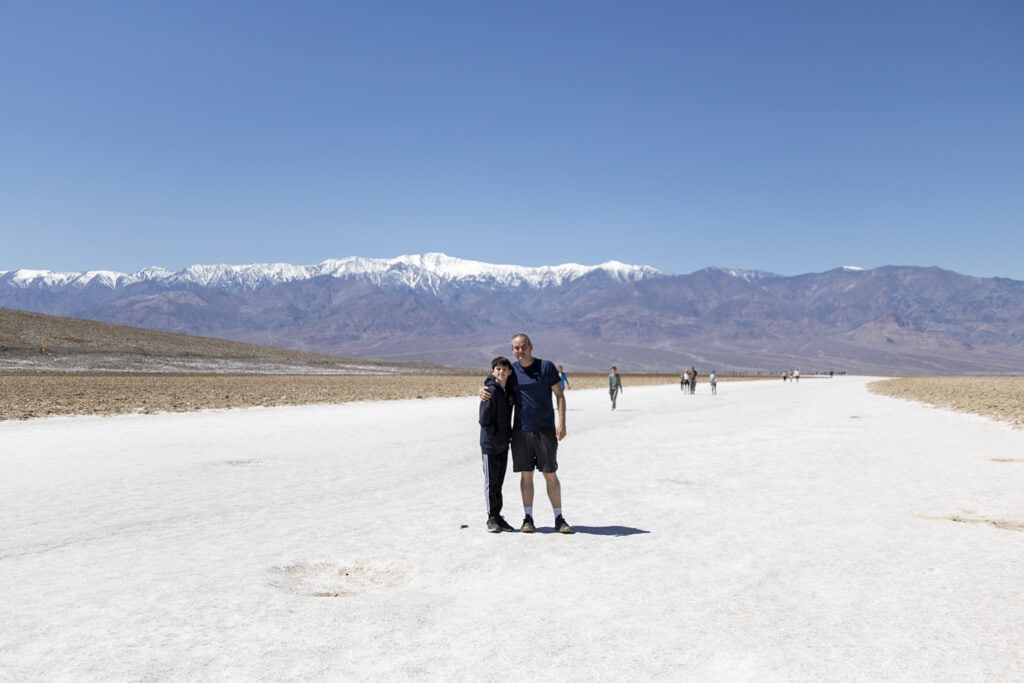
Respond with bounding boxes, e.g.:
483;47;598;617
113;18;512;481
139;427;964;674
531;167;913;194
494;516;515;532
520;515;536;533
555;515;574;534
486;517;500;533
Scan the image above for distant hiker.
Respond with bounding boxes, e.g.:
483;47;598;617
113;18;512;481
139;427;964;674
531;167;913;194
709;371;718;395
558;365;571;391
794;369;800;383
609;366;623;410
479;356;515;533
480;333;572;534
682;370;691;393
689;366;698;395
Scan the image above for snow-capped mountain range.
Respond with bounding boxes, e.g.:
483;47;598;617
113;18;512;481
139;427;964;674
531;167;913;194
0;253;665;293
3;254;1023;374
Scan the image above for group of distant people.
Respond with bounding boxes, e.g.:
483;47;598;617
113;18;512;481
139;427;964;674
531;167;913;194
680;367;718;395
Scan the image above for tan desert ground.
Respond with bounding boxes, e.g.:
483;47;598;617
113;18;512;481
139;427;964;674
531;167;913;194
868;376;1024;429
0;371;701;421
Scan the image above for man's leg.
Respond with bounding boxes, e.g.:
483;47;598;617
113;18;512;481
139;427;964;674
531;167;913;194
519;471;536;532
543;472;562;509
520;471;535;509
545;472;574;533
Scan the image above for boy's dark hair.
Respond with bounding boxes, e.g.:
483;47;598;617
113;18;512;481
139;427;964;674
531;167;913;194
491;356;513;370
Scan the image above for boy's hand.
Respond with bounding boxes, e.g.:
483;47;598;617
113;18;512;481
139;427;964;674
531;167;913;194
479;386;491;402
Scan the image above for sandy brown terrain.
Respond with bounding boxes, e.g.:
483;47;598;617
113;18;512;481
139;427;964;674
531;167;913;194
869;377;1024;429
7;373;1015;426
0;372;688;421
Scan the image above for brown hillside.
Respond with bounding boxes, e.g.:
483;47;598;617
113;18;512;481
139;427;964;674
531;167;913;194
0;307;441;373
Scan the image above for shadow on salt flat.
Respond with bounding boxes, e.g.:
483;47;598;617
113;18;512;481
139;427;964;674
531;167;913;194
568;525;651;537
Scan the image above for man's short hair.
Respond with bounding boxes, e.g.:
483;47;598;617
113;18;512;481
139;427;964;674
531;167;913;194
511;333;532;346
491;356;513;370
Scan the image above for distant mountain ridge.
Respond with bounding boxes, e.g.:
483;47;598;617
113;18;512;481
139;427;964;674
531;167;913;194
2;254;1023;374
0;253;662;292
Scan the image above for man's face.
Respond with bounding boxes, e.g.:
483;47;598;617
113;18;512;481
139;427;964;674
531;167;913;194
511;336;532;363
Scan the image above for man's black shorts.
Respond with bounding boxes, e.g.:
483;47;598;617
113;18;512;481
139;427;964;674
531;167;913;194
511;429;559;473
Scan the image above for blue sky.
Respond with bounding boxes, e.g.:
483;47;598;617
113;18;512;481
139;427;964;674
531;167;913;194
2;1;1021;279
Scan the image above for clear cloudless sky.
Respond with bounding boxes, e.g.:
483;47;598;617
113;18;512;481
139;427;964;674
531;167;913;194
1;1;1021;278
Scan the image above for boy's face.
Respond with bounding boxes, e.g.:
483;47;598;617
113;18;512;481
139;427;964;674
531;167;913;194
491;364;511;384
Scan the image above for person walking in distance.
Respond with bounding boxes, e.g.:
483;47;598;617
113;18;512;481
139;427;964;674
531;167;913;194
481;333;572;534
709;370;718;395
479;356;516;533
609;366;623;410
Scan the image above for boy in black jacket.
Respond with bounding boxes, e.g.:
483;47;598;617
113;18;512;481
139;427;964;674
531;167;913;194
479;356;515;532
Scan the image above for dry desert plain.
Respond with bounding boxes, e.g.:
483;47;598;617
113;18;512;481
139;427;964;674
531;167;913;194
0;371;684;421
1;372;1023;429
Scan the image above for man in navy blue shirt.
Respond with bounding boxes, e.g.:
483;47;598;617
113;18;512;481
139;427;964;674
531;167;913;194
508;333;572;534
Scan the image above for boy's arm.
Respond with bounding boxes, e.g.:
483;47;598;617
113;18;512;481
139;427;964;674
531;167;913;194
479;392;494;428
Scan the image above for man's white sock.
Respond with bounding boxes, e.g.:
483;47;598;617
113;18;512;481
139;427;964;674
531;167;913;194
553;507;562;518
525;507;533;518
